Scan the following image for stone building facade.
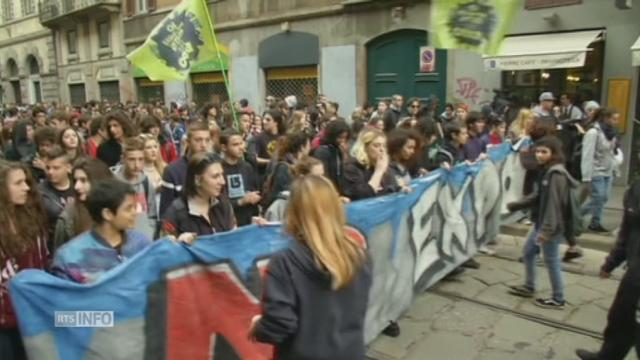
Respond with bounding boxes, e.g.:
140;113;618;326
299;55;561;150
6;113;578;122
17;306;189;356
0;0;57;104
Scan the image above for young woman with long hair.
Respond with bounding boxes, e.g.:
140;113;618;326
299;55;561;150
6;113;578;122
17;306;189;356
139;134;167;192
53;158;113;250
507;136;577;309
387;128;422;186
0;160;48;359
139;116;178;164
250;175;372;359
343;128;401;200
58;127;85;161
509;108;535;141
97;111;136;167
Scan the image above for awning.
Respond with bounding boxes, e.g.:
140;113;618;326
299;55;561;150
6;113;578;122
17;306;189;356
484;30;603;71
632;35;640;67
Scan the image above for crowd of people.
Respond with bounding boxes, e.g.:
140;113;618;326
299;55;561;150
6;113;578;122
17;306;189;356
0;88;633;359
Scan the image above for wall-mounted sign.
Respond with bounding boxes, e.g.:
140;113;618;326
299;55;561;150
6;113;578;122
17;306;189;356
420;46;436;73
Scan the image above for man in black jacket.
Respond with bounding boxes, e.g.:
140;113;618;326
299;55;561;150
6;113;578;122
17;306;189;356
39;146;75;247
576;180;640;360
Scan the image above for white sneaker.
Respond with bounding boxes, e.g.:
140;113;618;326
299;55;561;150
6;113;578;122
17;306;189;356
478;245;496;256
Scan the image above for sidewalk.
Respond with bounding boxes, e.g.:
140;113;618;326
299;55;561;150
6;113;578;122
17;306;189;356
367;235;633;360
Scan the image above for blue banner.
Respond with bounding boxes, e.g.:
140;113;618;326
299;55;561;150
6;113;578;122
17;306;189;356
10;143;527;359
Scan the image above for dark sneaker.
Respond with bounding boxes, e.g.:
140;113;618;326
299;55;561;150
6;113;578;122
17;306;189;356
382;321;400;337
508;285;535;298
575;349;600;360
442;266;466;281
461;258;481;269
588;224;610;233
563;250;583;262
533;298;565;309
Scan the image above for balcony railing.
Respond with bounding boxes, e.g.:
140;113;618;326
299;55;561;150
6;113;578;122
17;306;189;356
39;0;121;24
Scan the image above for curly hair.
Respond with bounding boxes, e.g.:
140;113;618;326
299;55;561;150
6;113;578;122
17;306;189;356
0;161;47;258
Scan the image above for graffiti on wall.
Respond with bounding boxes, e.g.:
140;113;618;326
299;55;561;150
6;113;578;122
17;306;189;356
453;76;493;107
10;143;526;359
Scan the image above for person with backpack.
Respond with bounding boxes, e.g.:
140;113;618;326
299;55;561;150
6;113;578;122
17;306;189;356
581;107;620;233
112;137;158;239
507;136;580;309
576;180;640;360
260;132;311;210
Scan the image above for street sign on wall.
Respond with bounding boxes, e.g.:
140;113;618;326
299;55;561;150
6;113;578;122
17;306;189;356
420;46;436;72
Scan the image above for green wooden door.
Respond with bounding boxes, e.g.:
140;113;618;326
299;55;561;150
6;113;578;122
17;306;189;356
367;29;447;109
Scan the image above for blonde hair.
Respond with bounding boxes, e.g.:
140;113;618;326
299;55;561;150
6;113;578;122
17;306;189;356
287;110;307;134
510;108;534;138
350;127;384;168
286;175;366;290
140;134;167;175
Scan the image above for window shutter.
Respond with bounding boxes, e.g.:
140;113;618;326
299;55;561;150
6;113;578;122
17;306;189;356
125;0;135;17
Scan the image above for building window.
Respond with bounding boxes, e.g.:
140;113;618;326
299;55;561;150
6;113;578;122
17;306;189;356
137;0;147;13
501;40;604;107
98;21;110;49
525;0;581;9
136;78;164;104
265;66;318;108
99;81;120;102
69;84;86;106
191;72;229;106
1;0;14;22
67;30;77;55
21;0;35;15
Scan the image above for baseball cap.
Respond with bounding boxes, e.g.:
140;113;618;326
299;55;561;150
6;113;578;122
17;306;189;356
539;92;555;102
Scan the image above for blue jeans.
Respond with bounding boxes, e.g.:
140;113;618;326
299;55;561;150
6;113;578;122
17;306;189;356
523;229;564;302
583;176;612;227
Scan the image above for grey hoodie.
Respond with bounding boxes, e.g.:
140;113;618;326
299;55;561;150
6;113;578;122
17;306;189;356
113;165;158;239
581;122;615;181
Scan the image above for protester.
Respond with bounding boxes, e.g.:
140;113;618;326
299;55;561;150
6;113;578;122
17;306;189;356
112;137;158;239
440;103;455;123
140;134;166;192
31;126;57;182
85;116;106;159
387;128;421;186
576;180;640;360
581;107;619;233
5;120;35;162
97;111;136;167
261;132;311;209
463;112;489;162
220;129;261;226
58;127;85;161
51;179;153;284
312;119;350;192
508;136;576;309
383;95;404;132
416;119;441;173
39;146;75;244
160;121;212;216
54;158;113;250
254;110;285;177
139;115;178;164
371;100;388;119
509;108;534;141
162;152;236;237
532;92;556;119
435;122;468;169
264;156;325;222
343;128;401;201
489;119;507;145
0;160;48;360
249;175;372;360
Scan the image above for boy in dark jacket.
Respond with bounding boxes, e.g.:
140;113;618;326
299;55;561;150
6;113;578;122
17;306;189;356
507;136;577;309
435;122;469;169
576;180;640;360
39;146;75;246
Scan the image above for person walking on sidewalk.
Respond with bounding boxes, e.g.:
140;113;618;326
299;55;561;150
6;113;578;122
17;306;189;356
576;180;640;360
581;107;619;233
507;136;578;309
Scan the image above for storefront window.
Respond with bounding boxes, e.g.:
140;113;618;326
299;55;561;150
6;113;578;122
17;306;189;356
501;40;604;107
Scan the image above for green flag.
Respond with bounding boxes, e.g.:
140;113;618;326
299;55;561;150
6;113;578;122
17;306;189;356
431;0;522;55
127;0;229;81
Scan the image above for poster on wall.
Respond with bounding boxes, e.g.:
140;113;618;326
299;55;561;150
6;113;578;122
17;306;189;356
420;46;436;72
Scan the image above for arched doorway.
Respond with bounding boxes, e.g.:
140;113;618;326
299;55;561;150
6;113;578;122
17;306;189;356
26;55;42;103
366;29;447;111
7;58;22;104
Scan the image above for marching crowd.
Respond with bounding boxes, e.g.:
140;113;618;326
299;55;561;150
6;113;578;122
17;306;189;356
0;89;636;359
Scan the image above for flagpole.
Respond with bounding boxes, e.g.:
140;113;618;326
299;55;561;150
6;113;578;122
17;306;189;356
201;0;239;130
